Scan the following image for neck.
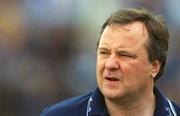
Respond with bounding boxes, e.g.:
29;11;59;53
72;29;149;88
105;88;156;116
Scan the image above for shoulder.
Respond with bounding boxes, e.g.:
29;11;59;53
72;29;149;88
172;101;180;115
40;92;92;116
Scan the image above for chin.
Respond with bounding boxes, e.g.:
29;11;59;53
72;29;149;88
100;86;125;100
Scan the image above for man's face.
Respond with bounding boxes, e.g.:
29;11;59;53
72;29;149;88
96;22;160;101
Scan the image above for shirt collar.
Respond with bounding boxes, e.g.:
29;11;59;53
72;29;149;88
87;88;108;116
87;86;176;116
153;87;176;116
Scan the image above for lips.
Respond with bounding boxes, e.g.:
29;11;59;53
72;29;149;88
105;77;120;81
103;70;121;82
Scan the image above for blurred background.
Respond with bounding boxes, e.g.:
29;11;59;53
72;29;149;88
0;0;180;116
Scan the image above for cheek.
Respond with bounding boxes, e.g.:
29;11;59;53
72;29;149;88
96;57;105;72
96;59;104;79
122;63;141;73
121;61;150;82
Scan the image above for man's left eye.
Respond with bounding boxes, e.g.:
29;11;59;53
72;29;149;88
117;53;136;59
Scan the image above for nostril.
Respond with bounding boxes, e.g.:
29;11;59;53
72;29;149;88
108;67;118;72
106;66;119;72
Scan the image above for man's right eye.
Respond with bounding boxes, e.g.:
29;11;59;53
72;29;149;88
99;51;108;54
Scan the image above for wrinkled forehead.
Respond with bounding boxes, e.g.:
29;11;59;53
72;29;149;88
108;21;149;39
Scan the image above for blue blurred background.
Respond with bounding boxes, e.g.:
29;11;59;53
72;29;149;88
0;0;180;116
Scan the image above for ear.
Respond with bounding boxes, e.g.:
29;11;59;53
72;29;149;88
150;60;161;79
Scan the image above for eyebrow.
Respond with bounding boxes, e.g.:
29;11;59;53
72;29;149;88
98;47;110;51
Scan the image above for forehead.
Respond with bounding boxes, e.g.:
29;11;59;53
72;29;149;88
108;21;148;38
99;21;149;48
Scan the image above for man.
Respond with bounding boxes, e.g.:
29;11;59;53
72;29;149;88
40;8;180;116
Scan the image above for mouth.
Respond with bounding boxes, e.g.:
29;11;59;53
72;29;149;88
105;77;120;81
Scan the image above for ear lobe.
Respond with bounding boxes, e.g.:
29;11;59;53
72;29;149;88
150;60;161;79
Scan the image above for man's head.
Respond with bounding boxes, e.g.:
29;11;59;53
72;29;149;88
96;8;169;101
97;8;169;81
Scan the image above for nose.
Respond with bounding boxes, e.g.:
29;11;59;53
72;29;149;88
105;55;119;71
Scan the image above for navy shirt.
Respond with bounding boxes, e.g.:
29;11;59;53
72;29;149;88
41;87;180;116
